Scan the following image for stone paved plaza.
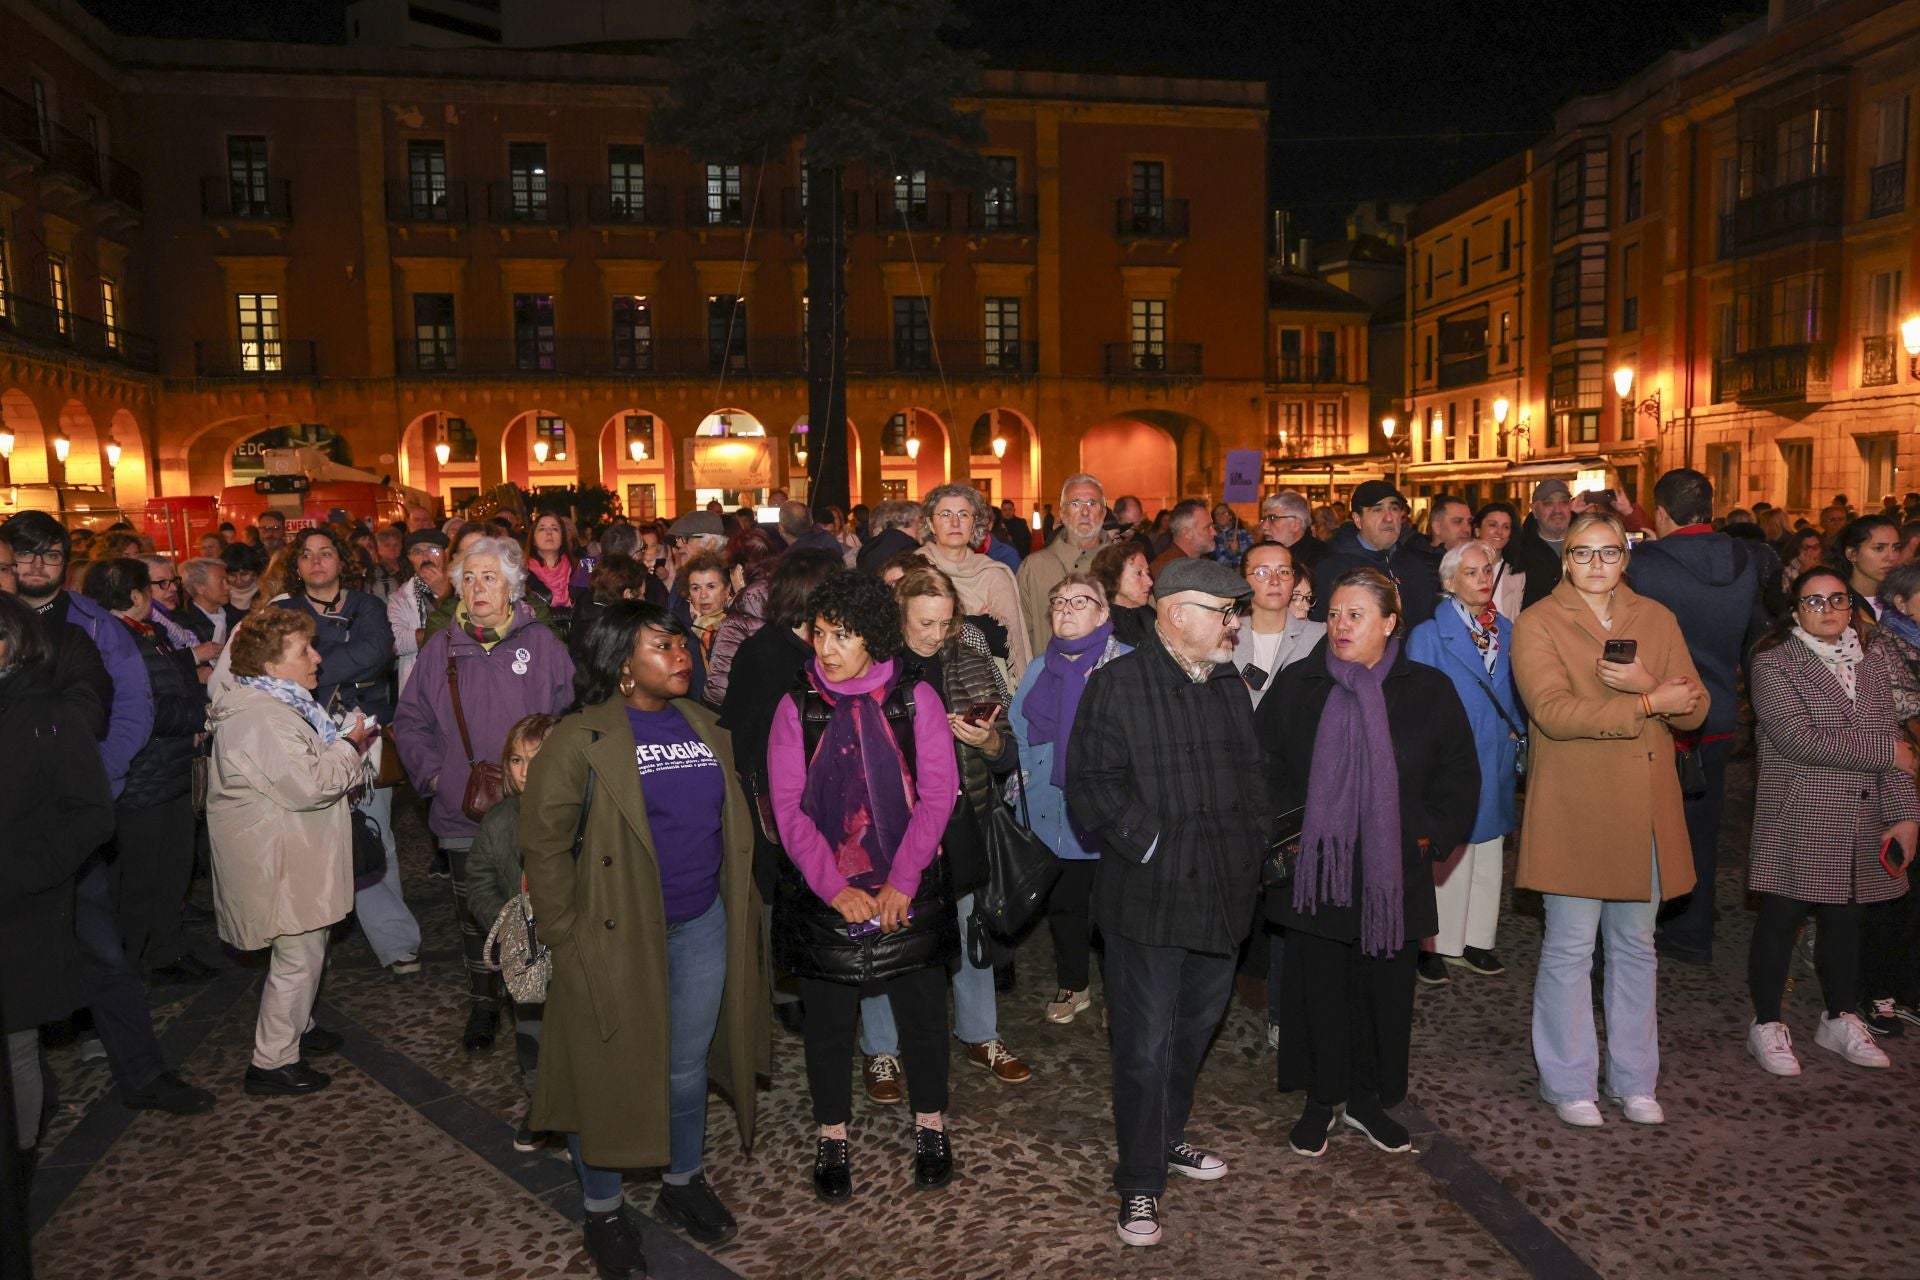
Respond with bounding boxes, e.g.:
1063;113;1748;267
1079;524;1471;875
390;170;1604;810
27;754;1920;1279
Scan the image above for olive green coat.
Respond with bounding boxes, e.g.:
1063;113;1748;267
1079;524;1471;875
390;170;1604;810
520;695;768;1168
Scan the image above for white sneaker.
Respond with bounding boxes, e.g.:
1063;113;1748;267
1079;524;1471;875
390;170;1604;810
1747;1020;1802;1076
1609;1094;1664;1125
1551;1099;1604;1127
1266;1019;1279;1050
1815;1012;1891;1068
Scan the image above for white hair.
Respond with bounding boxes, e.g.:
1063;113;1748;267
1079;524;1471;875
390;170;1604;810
1438;538;1497;592
1058;472;1104;509
181;557;225;595
451;535;528;603
1262;491;1309;521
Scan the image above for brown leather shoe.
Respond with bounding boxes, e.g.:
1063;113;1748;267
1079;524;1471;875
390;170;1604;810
966;1039;1032;1083
863;1053;904;1104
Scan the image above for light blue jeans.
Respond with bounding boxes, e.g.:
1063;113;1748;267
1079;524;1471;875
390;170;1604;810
353;786;422;966
860;893;997;1054
569;893;729;1209
1533;850;1662;1104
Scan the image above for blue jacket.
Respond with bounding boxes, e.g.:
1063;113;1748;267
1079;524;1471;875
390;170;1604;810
61;590;154;799
1406;602;1520;842
1626;531;1767;736
1007;637;1131;859
984;537;1022;573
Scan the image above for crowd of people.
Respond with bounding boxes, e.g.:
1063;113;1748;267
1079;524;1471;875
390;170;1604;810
5;463;1919;1273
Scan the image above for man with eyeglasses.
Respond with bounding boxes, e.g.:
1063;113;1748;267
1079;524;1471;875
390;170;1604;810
1234;542;1325;711
1626;468;1769;966
1517;479;1576;609
1016;472;1108;656
1309;479;1438;628
1256;492;1325;580
1065;556;1270;1249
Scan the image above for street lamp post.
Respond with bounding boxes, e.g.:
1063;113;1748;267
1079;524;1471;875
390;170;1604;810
1903;315;1920;380
1381;415;1407;491
1613;366;1662;438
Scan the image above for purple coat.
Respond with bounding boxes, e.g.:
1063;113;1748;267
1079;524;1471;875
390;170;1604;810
393;601;575;841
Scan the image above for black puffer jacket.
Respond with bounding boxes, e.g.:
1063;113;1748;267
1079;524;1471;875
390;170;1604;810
771;681;960;983
117;617;208;809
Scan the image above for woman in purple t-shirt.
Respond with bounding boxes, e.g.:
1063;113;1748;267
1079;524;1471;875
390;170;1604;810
520;601;764;1280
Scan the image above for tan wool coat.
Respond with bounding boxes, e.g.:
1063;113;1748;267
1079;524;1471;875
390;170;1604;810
1512;578;1706;902
206;684;367;951
520;695;768;1169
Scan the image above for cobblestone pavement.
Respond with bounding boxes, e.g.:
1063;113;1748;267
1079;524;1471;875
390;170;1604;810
27;753;1920;1279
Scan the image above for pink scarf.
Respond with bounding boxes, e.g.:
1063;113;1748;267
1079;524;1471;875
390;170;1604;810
528;555;571;608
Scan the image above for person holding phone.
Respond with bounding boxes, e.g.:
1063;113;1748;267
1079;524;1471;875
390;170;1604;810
768;571;960;1200
1744;567;1918;1074
1512;511;1707;1128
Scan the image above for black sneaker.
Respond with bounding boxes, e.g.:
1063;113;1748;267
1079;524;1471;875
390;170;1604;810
581;1204;646;1280
243;1062;330;1097
513;1110;540;1153
299;1026;344;1057
1115;1194;1162;1247
1288;1104;1335;1158
1416;952;1451;986
122;1070;217;1115
1452;946;1506;976
813;1136;852;1202
656;1173;739;1246
428;848;451;879
1861;998;1905;1038
912;1125;953;1189
1165;1140;1227;1180
1341;1100;1411;1153
463;1000;499;1053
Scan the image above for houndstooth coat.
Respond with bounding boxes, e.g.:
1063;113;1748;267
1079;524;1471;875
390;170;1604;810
1748;632;1918;906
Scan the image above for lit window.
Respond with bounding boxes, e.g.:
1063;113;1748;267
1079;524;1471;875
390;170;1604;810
48;255;71;335
235;293;281;371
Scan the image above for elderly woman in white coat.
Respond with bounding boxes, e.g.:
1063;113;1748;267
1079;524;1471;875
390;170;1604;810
208;606;376;1097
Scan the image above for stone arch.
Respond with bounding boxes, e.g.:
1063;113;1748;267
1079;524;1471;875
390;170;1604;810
1080;414;1181;515
502;408;579;491
56;399;102;488
597;408;677;522
399;409;484;513
1;388;51;487
688;408;773;506
967;407;1039;515
107;408;152;509
786;415;861;506
879;406;950;501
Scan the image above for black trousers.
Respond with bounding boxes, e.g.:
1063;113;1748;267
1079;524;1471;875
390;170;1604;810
1749;892;1861;1023
109;795;197;969
1275;930;1416;1109
799;967;949;1125
1858;895;1909;1005
444;841;498;1003
1046;859;1100;990
1104;933;1236;1197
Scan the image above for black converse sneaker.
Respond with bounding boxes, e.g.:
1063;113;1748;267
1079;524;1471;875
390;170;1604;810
1116;1194;1162;1247
1166;1141;1227;1180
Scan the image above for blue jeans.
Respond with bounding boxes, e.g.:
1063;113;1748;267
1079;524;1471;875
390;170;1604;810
1533;851;1662;1104
75;858;165;1093
568;893;728;1204
353;787;421;966
859;893;996;1055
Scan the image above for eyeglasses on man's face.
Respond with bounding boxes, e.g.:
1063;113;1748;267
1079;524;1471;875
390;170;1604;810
1062;498;1102;513
1259;512;1299;525
1567;545;1626;565
1797;591;1852;614
1048;594;1101;614
1185;600;1242;623
18;550;66;566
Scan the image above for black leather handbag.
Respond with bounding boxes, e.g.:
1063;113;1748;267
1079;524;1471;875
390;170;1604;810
350;805;387;888
971;779;1060;941
1261;805;1307;889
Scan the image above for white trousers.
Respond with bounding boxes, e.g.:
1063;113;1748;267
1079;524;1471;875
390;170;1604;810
1424;836;1505;956
253;928;330;1070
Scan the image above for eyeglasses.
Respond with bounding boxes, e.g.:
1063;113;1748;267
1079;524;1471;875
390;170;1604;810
1184;601;1242;623
933;510;975;524
18;551;66;566
1246;565;1294;582
1797;591;1852;613
1048;595;1102;614
150;577;179;588
1567;545;1626;565
1063;498;1102;512
1260;513;1299;524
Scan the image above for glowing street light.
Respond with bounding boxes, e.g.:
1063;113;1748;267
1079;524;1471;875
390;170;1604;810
434;440;451;465
628;437;646;463
1492;398;1510;427
0;428;13;460
53;432;70;463
905;433;921;461
1903;316;1920;379
1613;366;1635;398
991;435;1007;459
533;438;550;464
1380;415;1396;441
104;437;122;470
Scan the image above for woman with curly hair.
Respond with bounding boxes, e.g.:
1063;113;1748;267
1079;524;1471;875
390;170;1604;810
700;526;780;709
768;570;961;1201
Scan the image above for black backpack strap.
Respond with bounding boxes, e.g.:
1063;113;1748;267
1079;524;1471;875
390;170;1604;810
791;677;919;786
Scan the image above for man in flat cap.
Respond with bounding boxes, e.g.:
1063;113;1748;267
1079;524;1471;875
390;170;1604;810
1066;556;1271;1250
1310;478;1439;628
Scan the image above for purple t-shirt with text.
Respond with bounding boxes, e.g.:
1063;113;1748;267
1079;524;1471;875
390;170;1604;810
626;705;726;923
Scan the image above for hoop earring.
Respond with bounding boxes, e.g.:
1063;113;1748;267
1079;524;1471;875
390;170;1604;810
618;671;636;697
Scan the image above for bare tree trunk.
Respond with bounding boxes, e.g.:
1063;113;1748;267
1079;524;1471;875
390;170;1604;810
806;161;851;518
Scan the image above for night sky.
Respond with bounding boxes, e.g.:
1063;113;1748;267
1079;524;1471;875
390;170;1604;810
80;0;1757;237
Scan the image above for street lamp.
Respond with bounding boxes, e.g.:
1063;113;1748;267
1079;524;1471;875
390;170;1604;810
906;432;921;461
991;435;1007;459
53;432;70;464
104;437;122;470
0;428;13;460
533;438;550;464
1613;366;1662;436
1903;315;1920;379
628;438;646;463
1381;415;1408;490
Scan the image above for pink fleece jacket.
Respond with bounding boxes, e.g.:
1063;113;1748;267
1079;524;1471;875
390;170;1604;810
767;658;958;904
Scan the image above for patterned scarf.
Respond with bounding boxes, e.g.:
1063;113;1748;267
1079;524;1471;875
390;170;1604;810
1792;624;1863;700
238;675;340;744
1024;620;1115;788
1881;607;1920;653
411;575;436;625
457;602;512;650
1453;597;1500;674
1295;636;1404;955
799;660;916;894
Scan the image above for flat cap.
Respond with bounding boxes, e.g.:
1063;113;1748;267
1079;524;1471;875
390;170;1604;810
403;529;449;553
1351;479;1406;511
667;511;727;538
1532;478;1571;502
1152;555;1252;601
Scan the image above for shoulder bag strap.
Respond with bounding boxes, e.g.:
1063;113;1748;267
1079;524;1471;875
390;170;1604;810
446;653;477;765
1472;670;1527;740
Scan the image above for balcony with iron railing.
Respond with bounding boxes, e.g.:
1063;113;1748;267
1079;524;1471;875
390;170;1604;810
964;193;1038;235
0;291;158;372
843;338;1038;377
1869;160;1906;219
1721;174;1842;256
1267;353;1352;385
201;176;293;223
1714;342;1833;404
1861;334;1900;388
393;335;805;379
1104;341;1202;376
486;182;570;226
1115;198;1189;239
193;339;319;378
586;184;672;228
870;189;953;233
385;179;470;224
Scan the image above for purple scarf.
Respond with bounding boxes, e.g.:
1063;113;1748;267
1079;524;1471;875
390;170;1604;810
1293;636;1405;955
800;659;916;893
1023;621;1114;788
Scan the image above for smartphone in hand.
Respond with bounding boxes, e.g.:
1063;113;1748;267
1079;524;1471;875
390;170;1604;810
1881;835;1910;878
964;702;1001;727
1603;638;1638;665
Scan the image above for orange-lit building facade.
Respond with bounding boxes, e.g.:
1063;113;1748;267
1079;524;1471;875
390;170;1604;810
1404;0;1920;517
0;0;1270;526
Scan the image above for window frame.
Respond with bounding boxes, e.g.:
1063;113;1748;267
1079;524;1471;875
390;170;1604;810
235;291;281;372
1129;297;1167;370
511;292;556;372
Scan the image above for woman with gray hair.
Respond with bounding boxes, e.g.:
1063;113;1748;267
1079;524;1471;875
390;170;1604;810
920;483;1031;677
1405;539;1524;984
394;535;575;1053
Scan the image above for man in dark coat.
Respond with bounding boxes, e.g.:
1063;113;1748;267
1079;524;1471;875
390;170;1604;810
854;501;924;575
1517;479;1574;609
178;556;248;646
1257;491;1327;581
1627;468;1769;964
1309;480;1438;627
1067;557;1269;1250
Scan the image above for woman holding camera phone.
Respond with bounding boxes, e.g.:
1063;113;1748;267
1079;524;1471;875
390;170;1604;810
1512;511;1707;1128
1744;566;1917;1074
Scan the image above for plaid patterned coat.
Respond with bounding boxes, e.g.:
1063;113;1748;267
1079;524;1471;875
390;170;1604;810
1066;629;1271;955
1748;633;1917;906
